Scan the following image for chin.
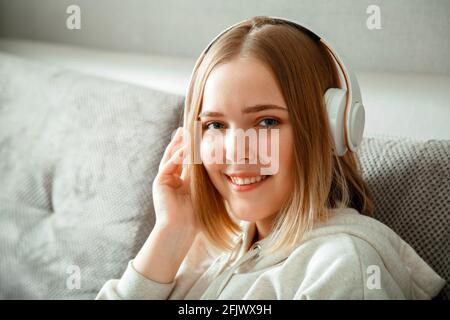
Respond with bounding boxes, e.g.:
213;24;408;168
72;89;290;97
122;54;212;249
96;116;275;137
228;202;271;222
232;213;259;222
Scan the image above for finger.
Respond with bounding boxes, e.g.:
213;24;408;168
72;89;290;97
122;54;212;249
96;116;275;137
161;127;183;164
159;127;184;169
173;146;189;177
160;145;186;176
173;157;183;177
157;173;184;189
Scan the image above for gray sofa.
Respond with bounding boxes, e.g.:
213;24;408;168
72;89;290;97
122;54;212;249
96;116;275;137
0;52;448;299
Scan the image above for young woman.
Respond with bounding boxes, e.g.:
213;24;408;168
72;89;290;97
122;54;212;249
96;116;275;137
97;16;445;299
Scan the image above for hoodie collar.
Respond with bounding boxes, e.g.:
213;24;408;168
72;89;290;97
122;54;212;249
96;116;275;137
229;207;356;272
227;220;292;273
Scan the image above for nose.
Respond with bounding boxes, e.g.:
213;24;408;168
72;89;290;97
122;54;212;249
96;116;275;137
224;127;258;164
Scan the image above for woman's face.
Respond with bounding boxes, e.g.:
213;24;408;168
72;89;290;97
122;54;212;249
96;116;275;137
199;57;295;233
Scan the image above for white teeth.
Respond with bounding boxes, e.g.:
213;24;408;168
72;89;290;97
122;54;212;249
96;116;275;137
229;175;267;186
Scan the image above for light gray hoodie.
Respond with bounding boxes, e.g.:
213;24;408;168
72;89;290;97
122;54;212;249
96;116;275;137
96;207;445;299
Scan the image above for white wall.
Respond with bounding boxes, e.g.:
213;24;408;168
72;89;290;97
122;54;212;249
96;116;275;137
2;38;449;140
0;0;449;74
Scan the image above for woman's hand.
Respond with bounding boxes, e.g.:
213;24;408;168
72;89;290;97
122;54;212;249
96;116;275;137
132;128;198;284
152;127;197;235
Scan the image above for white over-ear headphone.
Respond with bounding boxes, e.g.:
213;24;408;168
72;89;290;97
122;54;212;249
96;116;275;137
187;16;365;157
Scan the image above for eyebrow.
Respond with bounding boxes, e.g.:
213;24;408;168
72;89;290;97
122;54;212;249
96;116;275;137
198;104;287;118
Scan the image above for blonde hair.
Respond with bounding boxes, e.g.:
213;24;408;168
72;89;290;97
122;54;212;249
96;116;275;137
183;16;374;255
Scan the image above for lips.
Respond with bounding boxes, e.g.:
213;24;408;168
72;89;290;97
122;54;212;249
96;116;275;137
224;173;270;191
228;175;268;185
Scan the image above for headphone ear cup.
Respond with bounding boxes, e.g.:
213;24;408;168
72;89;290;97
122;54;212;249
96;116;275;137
324;88;347;156
347;102;365;152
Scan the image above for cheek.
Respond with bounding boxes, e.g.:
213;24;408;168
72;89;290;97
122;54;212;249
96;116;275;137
202;157;222;182
202;162;230;202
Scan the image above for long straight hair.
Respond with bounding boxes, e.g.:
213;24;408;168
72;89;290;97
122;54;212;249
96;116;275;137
183;16;374;255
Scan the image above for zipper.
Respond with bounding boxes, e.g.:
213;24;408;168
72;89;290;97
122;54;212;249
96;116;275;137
212;243;262;299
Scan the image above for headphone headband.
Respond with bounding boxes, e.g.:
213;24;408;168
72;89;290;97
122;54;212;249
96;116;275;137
187;16;365;155
201;16;362;105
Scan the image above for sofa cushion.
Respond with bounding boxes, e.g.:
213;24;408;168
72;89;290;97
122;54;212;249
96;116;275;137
0;52;184;299
357;137;449;299
0;52;447;299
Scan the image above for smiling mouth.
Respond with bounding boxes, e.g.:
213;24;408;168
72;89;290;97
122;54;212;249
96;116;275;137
224;174;270;191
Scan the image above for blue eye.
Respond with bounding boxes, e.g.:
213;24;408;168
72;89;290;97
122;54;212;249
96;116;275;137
205;122;225;130
258;118;279;127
